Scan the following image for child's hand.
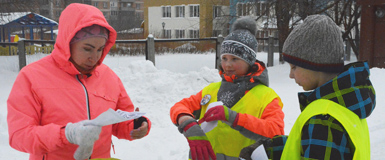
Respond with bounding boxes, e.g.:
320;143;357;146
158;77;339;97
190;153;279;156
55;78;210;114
199;105;239;127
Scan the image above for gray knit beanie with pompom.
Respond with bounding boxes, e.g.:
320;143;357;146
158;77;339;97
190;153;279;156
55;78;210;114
220;16;258;66
282;15;344;73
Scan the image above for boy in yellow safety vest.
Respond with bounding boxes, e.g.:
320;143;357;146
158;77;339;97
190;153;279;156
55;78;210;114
239;15;376;160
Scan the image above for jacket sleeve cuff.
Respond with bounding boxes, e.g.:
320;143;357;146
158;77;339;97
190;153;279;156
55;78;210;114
60;126;70;145
143;116;151;136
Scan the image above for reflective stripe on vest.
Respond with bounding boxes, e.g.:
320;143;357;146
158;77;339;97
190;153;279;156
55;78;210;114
200;82;279;158
281;99;370;160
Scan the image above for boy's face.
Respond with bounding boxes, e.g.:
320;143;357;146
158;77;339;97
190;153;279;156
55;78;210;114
221;54;249;77
289;64;320;91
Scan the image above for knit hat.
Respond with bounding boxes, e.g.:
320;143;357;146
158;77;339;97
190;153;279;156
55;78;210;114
70;24;109;44
282;15;344;73
220;16;258;66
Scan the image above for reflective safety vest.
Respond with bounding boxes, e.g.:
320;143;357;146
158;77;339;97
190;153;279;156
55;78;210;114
281;99;370;160
199;82;280;158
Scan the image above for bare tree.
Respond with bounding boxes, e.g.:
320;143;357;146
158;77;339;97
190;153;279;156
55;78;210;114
273;0;296;63
266;0;361;62
324;0;361;59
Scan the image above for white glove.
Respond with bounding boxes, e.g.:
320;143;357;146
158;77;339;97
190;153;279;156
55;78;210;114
65;120;102;159
74;144;95;160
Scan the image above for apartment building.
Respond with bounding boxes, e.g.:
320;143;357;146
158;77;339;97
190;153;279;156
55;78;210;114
38;0;84;22
32;0;141;24
144;0;230;39
134;0;144;19
92;0;111;19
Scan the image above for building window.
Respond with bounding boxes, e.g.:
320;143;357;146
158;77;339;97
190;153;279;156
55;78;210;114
189;30;199;38
175;6;185;18
56;0;60;6
103;2;108;8
213;6;222;18
111;11;118;16
189;5;199;17
127;2;132;7
164;29;171;38
136;3;141;10
111;2;116;7
84;0;91;5
256;2;268;16
94;2;98;7
162;6;171;18
237;2;255;16
175;29;185;38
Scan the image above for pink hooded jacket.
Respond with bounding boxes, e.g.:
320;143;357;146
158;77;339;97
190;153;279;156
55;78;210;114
7;3;151;160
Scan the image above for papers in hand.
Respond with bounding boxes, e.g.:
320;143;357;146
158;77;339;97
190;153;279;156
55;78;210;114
84;108;146;126
200;101;223;133
251;144;268;160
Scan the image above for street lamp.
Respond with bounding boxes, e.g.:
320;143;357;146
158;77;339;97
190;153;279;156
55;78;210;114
162;22;166;38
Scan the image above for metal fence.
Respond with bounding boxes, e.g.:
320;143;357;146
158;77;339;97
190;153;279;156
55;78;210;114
0;35;278;71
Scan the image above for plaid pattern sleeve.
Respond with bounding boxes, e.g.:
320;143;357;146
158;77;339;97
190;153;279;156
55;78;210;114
266;135;288;160
266;115;354;160
301;115;354;159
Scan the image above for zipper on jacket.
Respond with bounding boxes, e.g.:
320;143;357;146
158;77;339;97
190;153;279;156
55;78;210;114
112;141;116;154
76;75;91;120
76;75;92;160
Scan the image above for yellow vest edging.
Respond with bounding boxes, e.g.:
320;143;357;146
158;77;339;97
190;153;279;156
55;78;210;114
281;99;370;160
200;82;280;158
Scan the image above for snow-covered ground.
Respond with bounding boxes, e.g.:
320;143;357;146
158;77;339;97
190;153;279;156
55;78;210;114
0;52;383;159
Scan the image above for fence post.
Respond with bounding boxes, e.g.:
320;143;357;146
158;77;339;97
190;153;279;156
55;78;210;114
216;35;224;69
267;36;274;67
345;40;351;61
146;34;155;66
18;40;26;70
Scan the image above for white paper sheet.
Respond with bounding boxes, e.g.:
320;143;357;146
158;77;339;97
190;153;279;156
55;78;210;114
251;144;268;160
84;108;146;126
200;101;223;133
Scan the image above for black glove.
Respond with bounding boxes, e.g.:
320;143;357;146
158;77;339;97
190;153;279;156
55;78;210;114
239;137;271;160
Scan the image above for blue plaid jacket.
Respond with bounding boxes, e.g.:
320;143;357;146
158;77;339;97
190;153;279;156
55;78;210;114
267;62;376;160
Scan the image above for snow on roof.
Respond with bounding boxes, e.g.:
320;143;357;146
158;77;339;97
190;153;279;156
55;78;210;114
0;12;29;25
117;28;143;34
0;12;57;26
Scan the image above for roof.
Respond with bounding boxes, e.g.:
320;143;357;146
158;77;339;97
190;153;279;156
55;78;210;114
118;28;143;34
0;12;57;27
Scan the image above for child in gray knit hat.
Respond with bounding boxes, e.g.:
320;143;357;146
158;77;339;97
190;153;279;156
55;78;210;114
240;14;376;160
170;16;284;160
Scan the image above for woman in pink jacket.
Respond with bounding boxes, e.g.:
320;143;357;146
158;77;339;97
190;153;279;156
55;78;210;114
7;3;151;160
